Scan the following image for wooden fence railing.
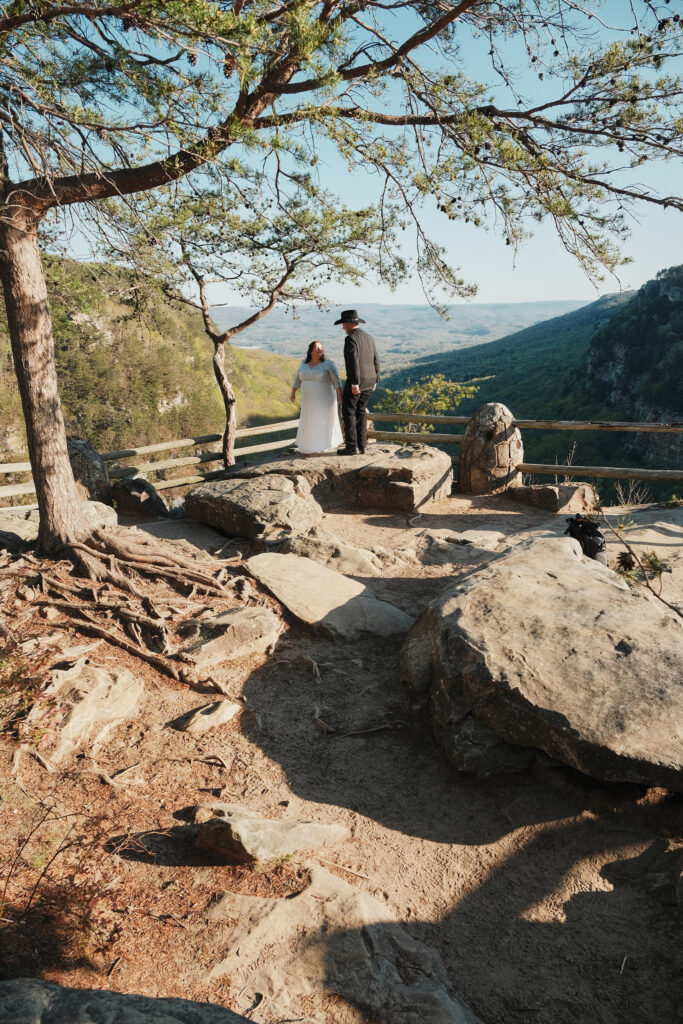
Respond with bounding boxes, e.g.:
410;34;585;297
1;413;681;506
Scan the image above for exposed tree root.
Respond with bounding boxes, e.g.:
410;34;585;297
5;524;253;690
62;527;231;597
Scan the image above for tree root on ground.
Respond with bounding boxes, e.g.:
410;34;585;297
64;527;231;597
4;525;250;690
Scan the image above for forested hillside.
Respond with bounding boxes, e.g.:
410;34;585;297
380;270;683;484
586;266;683;418
0;259;298;460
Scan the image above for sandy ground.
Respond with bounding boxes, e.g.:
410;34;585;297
0;492;681;1024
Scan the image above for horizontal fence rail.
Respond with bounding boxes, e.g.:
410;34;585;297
517;463;683;482
512;419;683;432
373;412;470;426
2;411;682;504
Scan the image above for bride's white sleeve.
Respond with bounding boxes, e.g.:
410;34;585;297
326;361;342;389
292;362;303;389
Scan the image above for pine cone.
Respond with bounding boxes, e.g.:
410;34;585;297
617;551;636;572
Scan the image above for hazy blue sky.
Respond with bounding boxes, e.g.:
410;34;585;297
210;1;683;308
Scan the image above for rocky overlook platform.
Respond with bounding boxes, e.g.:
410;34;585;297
224;442;454;511
1;455;681;1024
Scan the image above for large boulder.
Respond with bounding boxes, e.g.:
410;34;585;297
67;437;112;504
0;979;249;1023
246;551;414;638
227;443;453;512
401;537;683;789
112;475;169;517
458;402;523;494
186;474;323;539
207;865;481;1023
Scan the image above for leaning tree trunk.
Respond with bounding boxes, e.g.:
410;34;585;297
212;338;237;468
0;201;90;551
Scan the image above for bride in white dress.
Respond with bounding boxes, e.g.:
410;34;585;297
290;341;344;454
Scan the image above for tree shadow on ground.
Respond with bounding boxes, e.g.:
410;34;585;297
240;631;656;849
320;793;681;1024
106;823;230;867
0;903;100;984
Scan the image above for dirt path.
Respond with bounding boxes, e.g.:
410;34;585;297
1;493;680;1024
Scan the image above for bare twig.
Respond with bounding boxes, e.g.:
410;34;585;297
601;512;682;619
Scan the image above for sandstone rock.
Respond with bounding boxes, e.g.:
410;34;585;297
0;979;249;1023
186;474;322;539
228;443;453;511
0;501;116;550
27;657;144;763
458;403;523;494
137;517;228;554
176;700;242;736
246;551;414;638
510;482;599;513
280;523;388;575
402;536;683;789
207;865;480;1023
508;506;683;579
195;804;349;862
112;475;169;517
81;500;118;531
396;528;505;568
177;606;282;669
67;437;112;504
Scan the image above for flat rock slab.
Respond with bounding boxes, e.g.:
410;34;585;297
176;700;242;736
279;523;392;576
194;803;349;861
246;551;414;638
229;443;453;511
27;657;144;764
186;474;322;539
510;482;599;513
0;501;117;550
0;979;249;1023
402;536;683;789
136;517;229;555
177;606;282;670
397;528;506;568
207;864;480;1023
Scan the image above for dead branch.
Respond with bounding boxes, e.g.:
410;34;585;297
600;512;682;619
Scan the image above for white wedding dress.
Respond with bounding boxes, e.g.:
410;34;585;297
293;358;344;454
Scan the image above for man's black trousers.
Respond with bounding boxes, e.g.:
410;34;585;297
342;382;374;451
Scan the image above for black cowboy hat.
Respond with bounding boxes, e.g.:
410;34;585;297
334;308;366;325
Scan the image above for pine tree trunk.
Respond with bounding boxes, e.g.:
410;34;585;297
213;339;237;468
0;203;90;551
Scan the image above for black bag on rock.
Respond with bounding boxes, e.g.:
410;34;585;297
564;515;608;564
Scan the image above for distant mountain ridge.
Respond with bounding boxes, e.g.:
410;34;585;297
212;299;587;369
381;269;683;491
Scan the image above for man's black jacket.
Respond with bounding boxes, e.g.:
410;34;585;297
343;327;380;390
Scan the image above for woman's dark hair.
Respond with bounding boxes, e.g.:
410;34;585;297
305;341;325;364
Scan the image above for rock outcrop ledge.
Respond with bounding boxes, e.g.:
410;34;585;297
402;536;683;790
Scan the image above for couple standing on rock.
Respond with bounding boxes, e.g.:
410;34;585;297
290;309;380;456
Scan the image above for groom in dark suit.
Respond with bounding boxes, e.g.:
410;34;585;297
335;309;380;456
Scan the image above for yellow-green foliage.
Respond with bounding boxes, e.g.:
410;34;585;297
0;258;298;459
